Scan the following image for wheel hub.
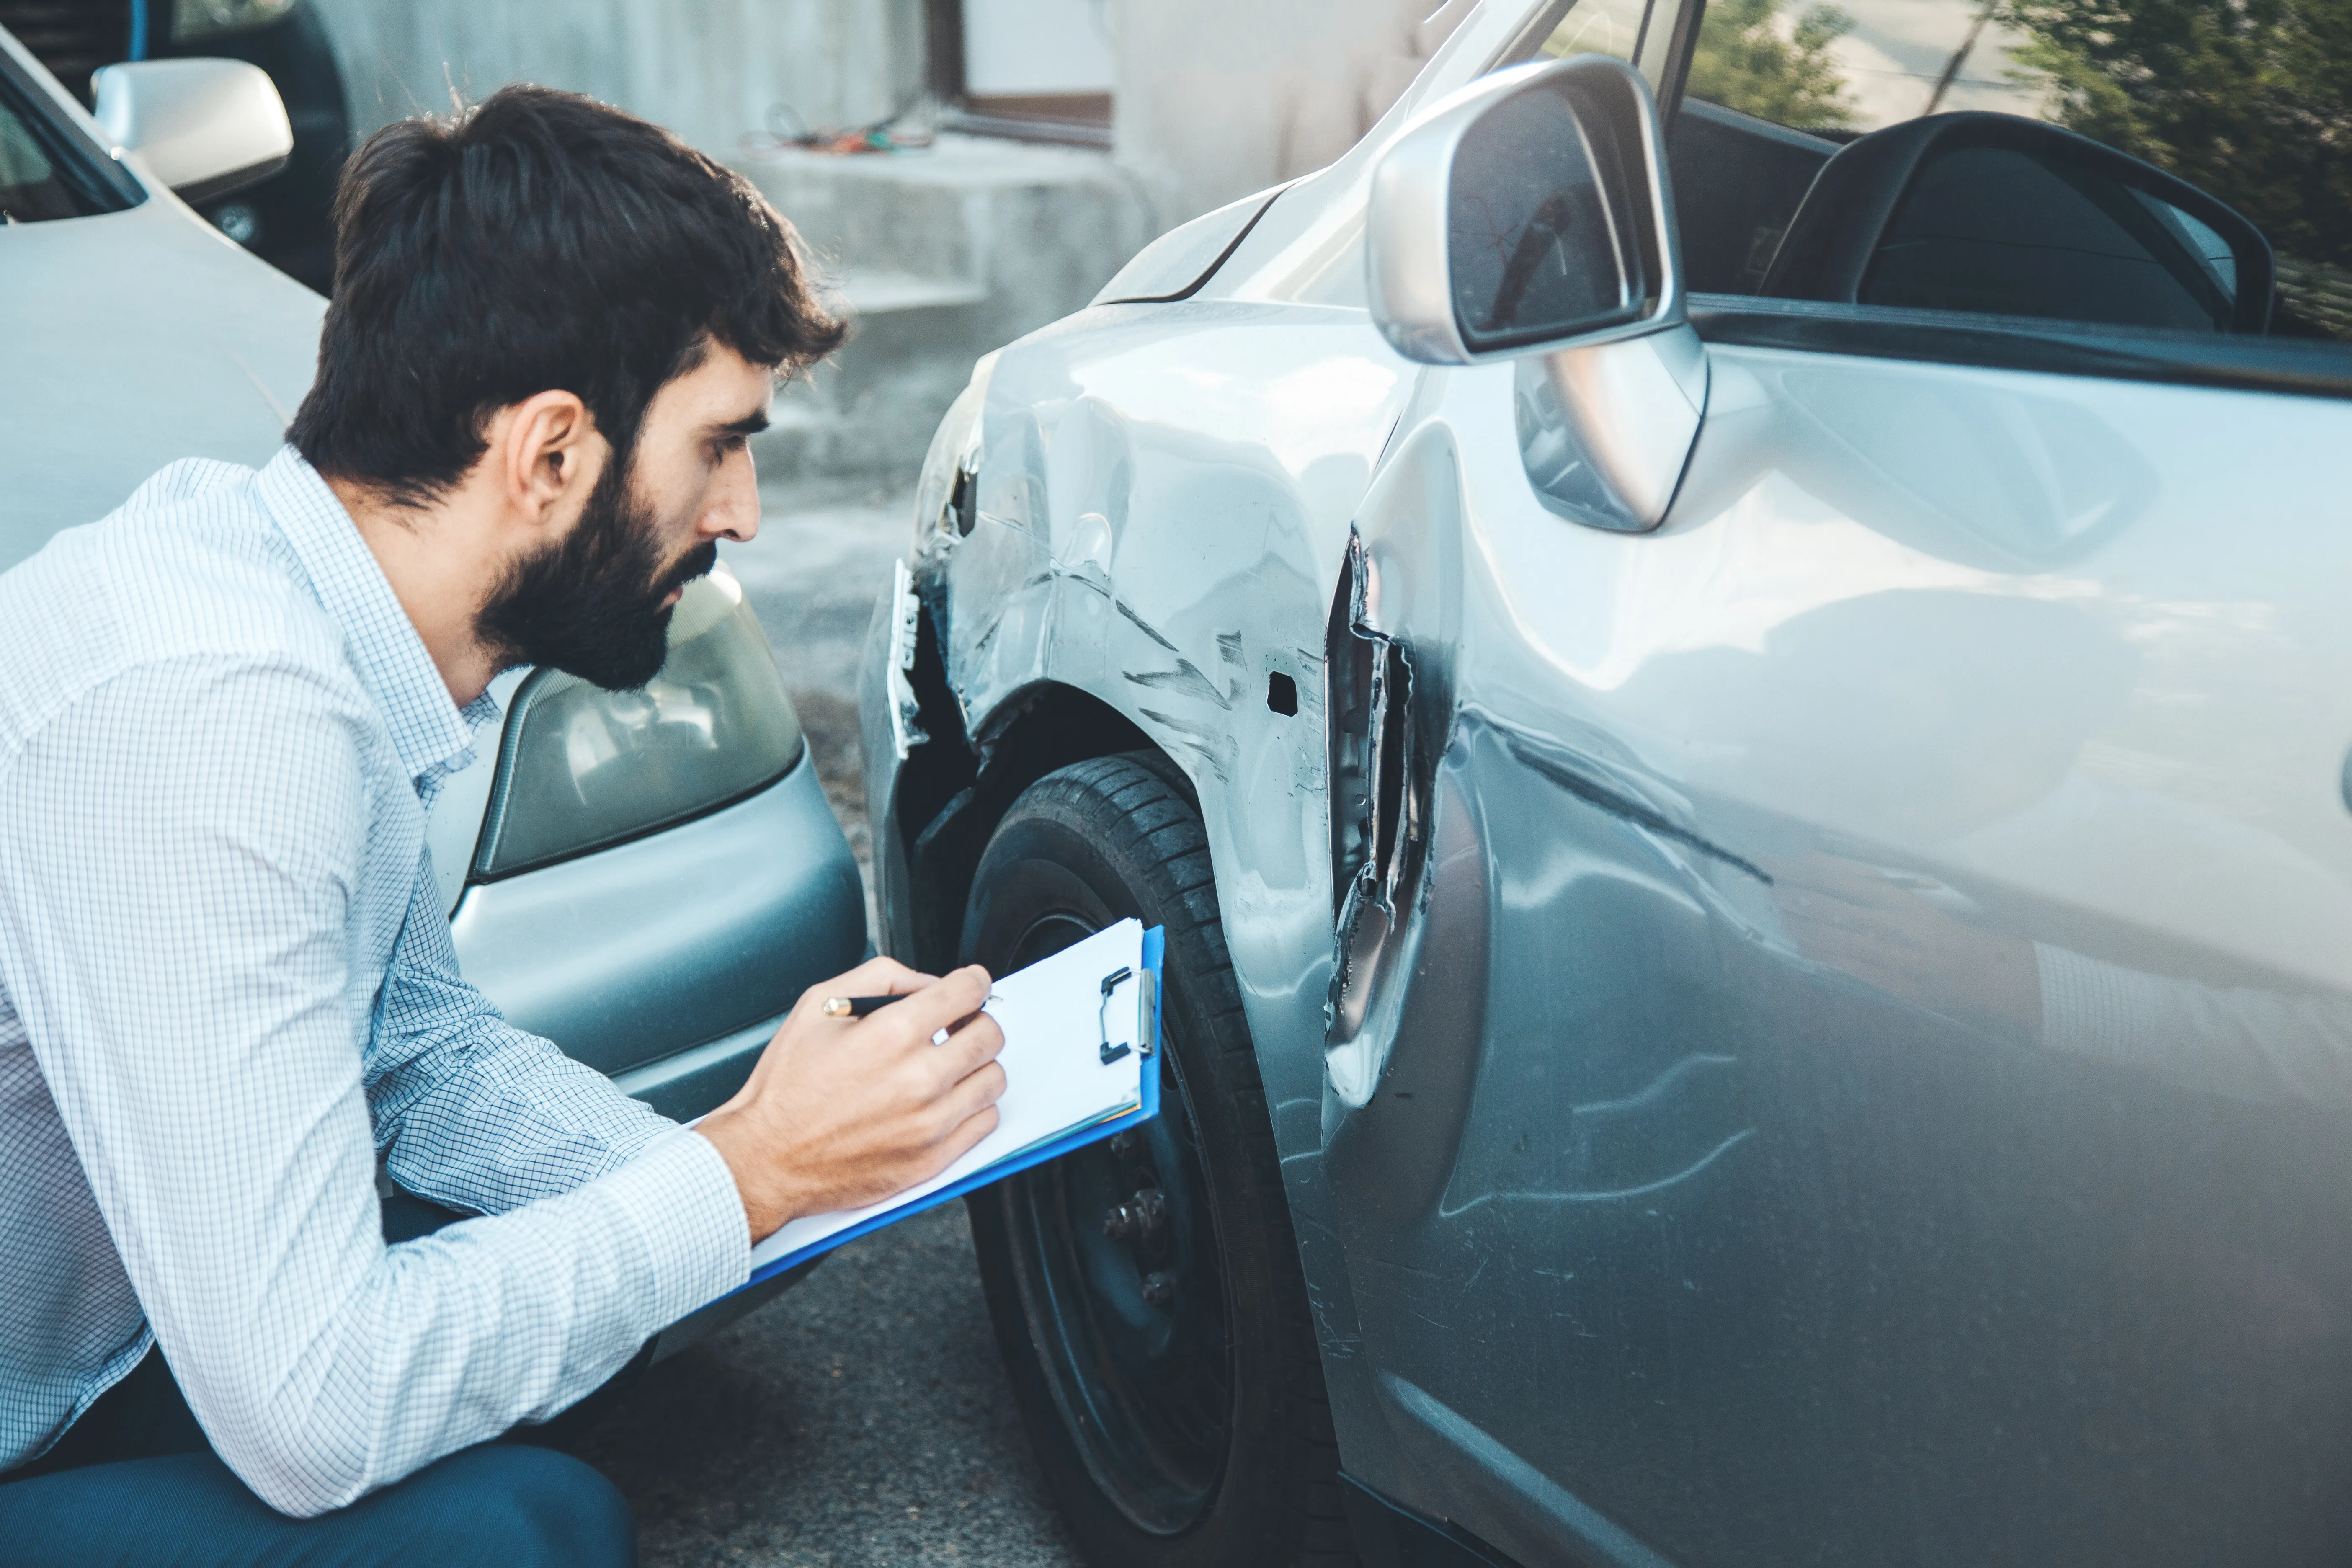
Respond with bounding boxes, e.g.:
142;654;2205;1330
1101;1183;1168;1242
994;924;1233;1536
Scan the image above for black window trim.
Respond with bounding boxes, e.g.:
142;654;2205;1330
1627;0;2352;401
0;35;146;218
1691;294;2352;400
1491;0;2349;399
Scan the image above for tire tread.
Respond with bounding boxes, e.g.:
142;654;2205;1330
964;753;1354;1568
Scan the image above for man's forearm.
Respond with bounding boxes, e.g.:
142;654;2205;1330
364;859;681;1215
190;1129;746;1516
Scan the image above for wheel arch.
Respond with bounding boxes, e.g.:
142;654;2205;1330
885;665;1197;972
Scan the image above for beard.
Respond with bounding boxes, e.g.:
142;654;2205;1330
476;447;719;692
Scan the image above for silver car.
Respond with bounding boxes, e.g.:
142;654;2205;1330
861;0;2352;1563
1;31;865;1347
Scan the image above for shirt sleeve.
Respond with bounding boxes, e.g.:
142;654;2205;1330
0;657;749;1517
364;855;686;1215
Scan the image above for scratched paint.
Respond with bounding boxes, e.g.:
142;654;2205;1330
859;15;2352;1557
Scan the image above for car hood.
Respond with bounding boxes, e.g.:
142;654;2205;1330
2;196;323;571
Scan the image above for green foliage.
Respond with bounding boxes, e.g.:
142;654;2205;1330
1685;0;1860;131
2000;0;2352;270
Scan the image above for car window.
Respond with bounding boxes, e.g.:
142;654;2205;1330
1;96;86;221
1662;0;2351;345
1522;0;1681;82
0;48;142;222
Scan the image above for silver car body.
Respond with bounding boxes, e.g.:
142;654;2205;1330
863;1;2352;1561
2;28;864;1332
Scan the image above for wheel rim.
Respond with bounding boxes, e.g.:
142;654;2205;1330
996;910;1234;1536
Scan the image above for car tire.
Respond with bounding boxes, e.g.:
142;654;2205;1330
959;753;1353;1568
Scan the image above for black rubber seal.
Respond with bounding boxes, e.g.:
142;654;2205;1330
1692;294;2352;400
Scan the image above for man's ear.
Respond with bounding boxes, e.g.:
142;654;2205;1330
497;389;603;530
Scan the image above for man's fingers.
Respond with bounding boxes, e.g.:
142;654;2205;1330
936;1058;1008;1127
889;1011;1004;1106
862;963;993;1047
929;1008;1007;1081
813;955;936;1003
877;962;943;996
929;1102;1001;1171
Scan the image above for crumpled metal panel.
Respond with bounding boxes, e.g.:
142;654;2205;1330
881;39;2352;1558
901;298;1418;1487
1324;329;2352;1565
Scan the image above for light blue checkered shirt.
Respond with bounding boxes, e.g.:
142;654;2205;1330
0;447;750;1514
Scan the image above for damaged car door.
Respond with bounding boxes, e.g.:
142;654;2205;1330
1326;27;2352;1568
1320;54;1735;1568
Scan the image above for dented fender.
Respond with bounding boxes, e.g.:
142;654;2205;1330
865;300;1424;1481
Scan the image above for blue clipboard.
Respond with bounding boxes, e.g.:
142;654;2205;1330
740;925;1165;1289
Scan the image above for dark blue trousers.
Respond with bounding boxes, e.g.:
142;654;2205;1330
0;1440;634;1568
0;1191;639;1566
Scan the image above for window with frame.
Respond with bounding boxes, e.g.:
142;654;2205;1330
0;55;141;223
1665;0;2352;346
1504;0;2350;376
1524;0;1681;80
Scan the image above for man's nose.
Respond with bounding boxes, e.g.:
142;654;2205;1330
703;446;761;544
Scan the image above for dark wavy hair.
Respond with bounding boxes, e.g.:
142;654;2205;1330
289;85;843;505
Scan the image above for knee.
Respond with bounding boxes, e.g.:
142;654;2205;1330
410;1445;634;1568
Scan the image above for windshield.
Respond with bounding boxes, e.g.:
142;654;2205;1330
0;42;142;222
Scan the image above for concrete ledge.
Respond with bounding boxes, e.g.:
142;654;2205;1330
743;134;1156;487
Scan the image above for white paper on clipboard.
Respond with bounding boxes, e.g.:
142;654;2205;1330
745;918;1152;1277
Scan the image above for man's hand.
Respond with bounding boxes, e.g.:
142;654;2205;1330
694;958;1006;1242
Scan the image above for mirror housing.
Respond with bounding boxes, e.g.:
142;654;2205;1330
1763;111;2274;335
92;58;292;205
1367;54;1705;534
1368;53;1684;366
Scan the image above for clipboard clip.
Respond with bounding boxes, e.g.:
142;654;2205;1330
1099;967;1133;1063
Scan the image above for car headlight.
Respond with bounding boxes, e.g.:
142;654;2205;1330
471;563;806;880
171;0;298;42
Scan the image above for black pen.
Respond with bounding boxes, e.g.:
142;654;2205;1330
819;994;905;1019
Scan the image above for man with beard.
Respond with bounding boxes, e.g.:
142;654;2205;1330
0;87;1007;1563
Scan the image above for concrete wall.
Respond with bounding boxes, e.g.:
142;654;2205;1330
1106;0;1475;228
305;0;1472;246
309;0;926;157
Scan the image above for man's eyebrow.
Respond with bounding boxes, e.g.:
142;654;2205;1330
714;410;771;438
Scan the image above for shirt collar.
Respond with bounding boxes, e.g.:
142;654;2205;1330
252;446;498;790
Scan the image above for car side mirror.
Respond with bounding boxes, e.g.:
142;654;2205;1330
1761;111;2275;335
91;58;292;206
1366;54;1705;534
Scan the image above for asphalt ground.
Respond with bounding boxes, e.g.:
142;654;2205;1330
554;485;1087;1567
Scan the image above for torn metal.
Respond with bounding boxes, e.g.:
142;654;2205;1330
1326;530;1427;1061
885;558;928;760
